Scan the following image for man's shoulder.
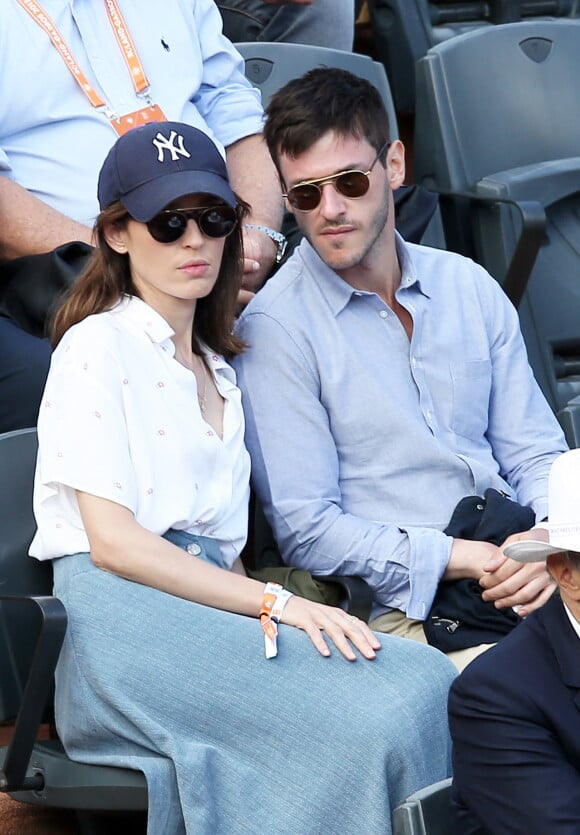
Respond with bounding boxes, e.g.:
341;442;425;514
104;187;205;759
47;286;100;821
239;247;317;324
404;239;490;285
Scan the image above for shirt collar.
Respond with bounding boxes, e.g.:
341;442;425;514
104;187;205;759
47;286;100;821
563;601;580;641
299;230;429;318
110;295;232;375
111;295;175;345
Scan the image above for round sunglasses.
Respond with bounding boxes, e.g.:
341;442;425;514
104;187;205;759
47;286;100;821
283;140;390;212
146;205;238;243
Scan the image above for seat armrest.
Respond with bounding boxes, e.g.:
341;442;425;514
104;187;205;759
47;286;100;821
314;574;374;623
0;594;67;792
476;157;580;208
393;777;452;835
557;400;580;449
438;189;546;307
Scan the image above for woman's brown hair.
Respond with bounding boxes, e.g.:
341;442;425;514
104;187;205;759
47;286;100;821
51;197;249;358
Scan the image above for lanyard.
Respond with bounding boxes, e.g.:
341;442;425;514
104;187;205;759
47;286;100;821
16;0;152;111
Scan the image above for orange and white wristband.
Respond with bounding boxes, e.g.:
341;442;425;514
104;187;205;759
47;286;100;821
259;581;293;659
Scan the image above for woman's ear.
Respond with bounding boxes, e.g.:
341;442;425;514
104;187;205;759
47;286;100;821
104;222;128;254
386;140;406;190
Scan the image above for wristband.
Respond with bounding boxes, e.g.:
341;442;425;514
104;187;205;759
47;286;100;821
259;581;293;659
244;224;287;263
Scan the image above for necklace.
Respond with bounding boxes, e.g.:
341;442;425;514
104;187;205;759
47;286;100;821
175;349;208;414
194;355;208;416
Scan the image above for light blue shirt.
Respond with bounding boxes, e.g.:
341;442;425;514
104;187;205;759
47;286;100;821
234;234;568;620
0;0;263;225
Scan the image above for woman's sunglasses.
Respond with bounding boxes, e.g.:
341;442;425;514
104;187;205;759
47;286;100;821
146;206;238;243
283;141;390;212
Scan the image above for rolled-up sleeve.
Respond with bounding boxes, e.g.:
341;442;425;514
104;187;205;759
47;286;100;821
191;0;264;148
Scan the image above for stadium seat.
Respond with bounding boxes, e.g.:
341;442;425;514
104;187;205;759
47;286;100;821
0;428;148;835
393;777;453;835
413;19;580;441
236;40;399;140
367;0;579;113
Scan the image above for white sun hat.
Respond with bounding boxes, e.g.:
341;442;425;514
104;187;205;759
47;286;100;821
504;449;580;563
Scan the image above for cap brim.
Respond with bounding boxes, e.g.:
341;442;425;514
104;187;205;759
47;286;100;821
123;170;236;222
504;540;567;563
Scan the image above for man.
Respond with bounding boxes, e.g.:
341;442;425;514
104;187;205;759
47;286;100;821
449;449;580;834
233;67;568;670
0;0;283;431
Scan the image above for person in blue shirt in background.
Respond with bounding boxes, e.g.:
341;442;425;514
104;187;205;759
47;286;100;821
0;0;282;432
233;67;568;672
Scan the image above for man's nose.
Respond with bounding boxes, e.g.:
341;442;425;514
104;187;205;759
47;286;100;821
318;181;348;218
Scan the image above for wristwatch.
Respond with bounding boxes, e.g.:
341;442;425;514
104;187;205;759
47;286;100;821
244;224;287;263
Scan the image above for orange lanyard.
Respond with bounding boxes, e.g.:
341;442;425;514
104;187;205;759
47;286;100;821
16;0;152;110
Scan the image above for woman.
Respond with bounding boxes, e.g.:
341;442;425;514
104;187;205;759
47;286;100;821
30;122;455;834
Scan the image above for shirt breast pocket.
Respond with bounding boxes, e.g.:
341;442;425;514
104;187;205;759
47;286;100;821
450;359;492;440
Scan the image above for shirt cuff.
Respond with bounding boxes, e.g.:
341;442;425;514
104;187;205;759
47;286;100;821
405;527;453;621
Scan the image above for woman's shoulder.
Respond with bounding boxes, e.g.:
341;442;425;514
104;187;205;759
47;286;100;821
56;299;149;353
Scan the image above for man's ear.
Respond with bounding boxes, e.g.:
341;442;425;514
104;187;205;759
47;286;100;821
104;222;128;254
277;174;294;217
386;140;406;190
547;553;580;600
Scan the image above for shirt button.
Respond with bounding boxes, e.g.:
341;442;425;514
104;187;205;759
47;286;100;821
379;310;388;319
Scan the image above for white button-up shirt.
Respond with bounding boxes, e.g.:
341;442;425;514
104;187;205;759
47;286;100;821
31;296;250;565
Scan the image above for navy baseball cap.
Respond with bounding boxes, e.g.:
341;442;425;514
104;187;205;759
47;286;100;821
97;121;236;221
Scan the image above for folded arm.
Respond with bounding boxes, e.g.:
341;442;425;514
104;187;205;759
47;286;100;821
0;177;93;260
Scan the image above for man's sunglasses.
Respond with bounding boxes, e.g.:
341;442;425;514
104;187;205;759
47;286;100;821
146;206;238;243
283;140;391;212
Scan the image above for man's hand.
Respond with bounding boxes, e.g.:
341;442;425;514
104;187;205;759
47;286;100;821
479;528;556;616
241;225;276;293
445;539;499;582
225;134;284;308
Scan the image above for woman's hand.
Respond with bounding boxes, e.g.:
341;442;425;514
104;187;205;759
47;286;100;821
280;596;381;661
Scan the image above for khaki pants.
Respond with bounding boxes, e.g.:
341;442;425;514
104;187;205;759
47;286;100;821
368;610;494;673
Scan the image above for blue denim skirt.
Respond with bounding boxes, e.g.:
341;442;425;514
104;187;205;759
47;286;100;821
52;530;455;835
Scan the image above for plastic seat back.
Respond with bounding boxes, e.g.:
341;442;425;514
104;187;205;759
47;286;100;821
236;41;399;140
367;0;578;113
0;428;50;721
413;20;580;427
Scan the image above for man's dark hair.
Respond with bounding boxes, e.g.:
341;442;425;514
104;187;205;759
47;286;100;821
263;67;391;176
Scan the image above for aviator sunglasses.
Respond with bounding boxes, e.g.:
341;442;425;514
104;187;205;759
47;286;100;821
283;140;391;212
146;205;239;243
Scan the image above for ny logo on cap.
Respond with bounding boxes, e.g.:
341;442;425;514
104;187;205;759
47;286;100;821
152;130;191;163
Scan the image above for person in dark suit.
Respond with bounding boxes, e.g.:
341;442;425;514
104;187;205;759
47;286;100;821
448;448;580;835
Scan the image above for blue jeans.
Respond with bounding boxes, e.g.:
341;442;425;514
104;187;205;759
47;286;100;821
217;0;355;51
